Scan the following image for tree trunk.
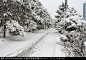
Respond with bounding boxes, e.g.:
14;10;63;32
3;25;6;38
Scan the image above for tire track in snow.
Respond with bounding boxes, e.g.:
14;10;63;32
28;34;48;57
16;33;48;57
34;34;51;57
31;32;66;57
31;32;57;57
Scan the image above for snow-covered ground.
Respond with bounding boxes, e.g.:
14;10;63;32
28;30;66;57
0;28;66;57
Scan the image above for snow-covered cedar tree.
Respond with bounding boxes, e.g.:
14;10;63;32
6;20;25;37
55;2;86;34
60;26;86;57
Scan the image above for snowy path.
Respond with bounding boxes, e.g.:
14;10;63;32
0;30;48;57
29;31;66;57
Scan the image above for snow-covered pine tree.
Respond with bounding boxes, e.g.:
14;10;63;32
55;2;65;23
0;0;53;37
57;2;86;57
19;0;52;31
55;2;86;34
0;0;25;36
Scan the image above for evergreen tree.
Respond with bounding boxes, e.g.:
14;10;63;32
55;2;86;34
55;2;66;23
0;0;53;37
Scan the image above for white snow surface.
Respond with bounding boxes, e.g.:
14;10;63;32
29;30;66;57
0;28;66;57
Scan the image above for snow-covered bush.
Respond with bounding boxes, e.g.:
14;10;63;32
6;20;25;37
61;27;86;57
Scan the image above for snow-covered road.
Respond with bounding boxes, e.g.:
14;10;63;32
29;30;66;57
0;28;66;57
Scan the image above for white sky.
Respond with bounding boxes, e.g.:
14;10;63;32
39;0;86;19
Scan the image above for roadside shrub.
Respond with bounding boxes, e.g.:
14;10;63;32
61;26;86;57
